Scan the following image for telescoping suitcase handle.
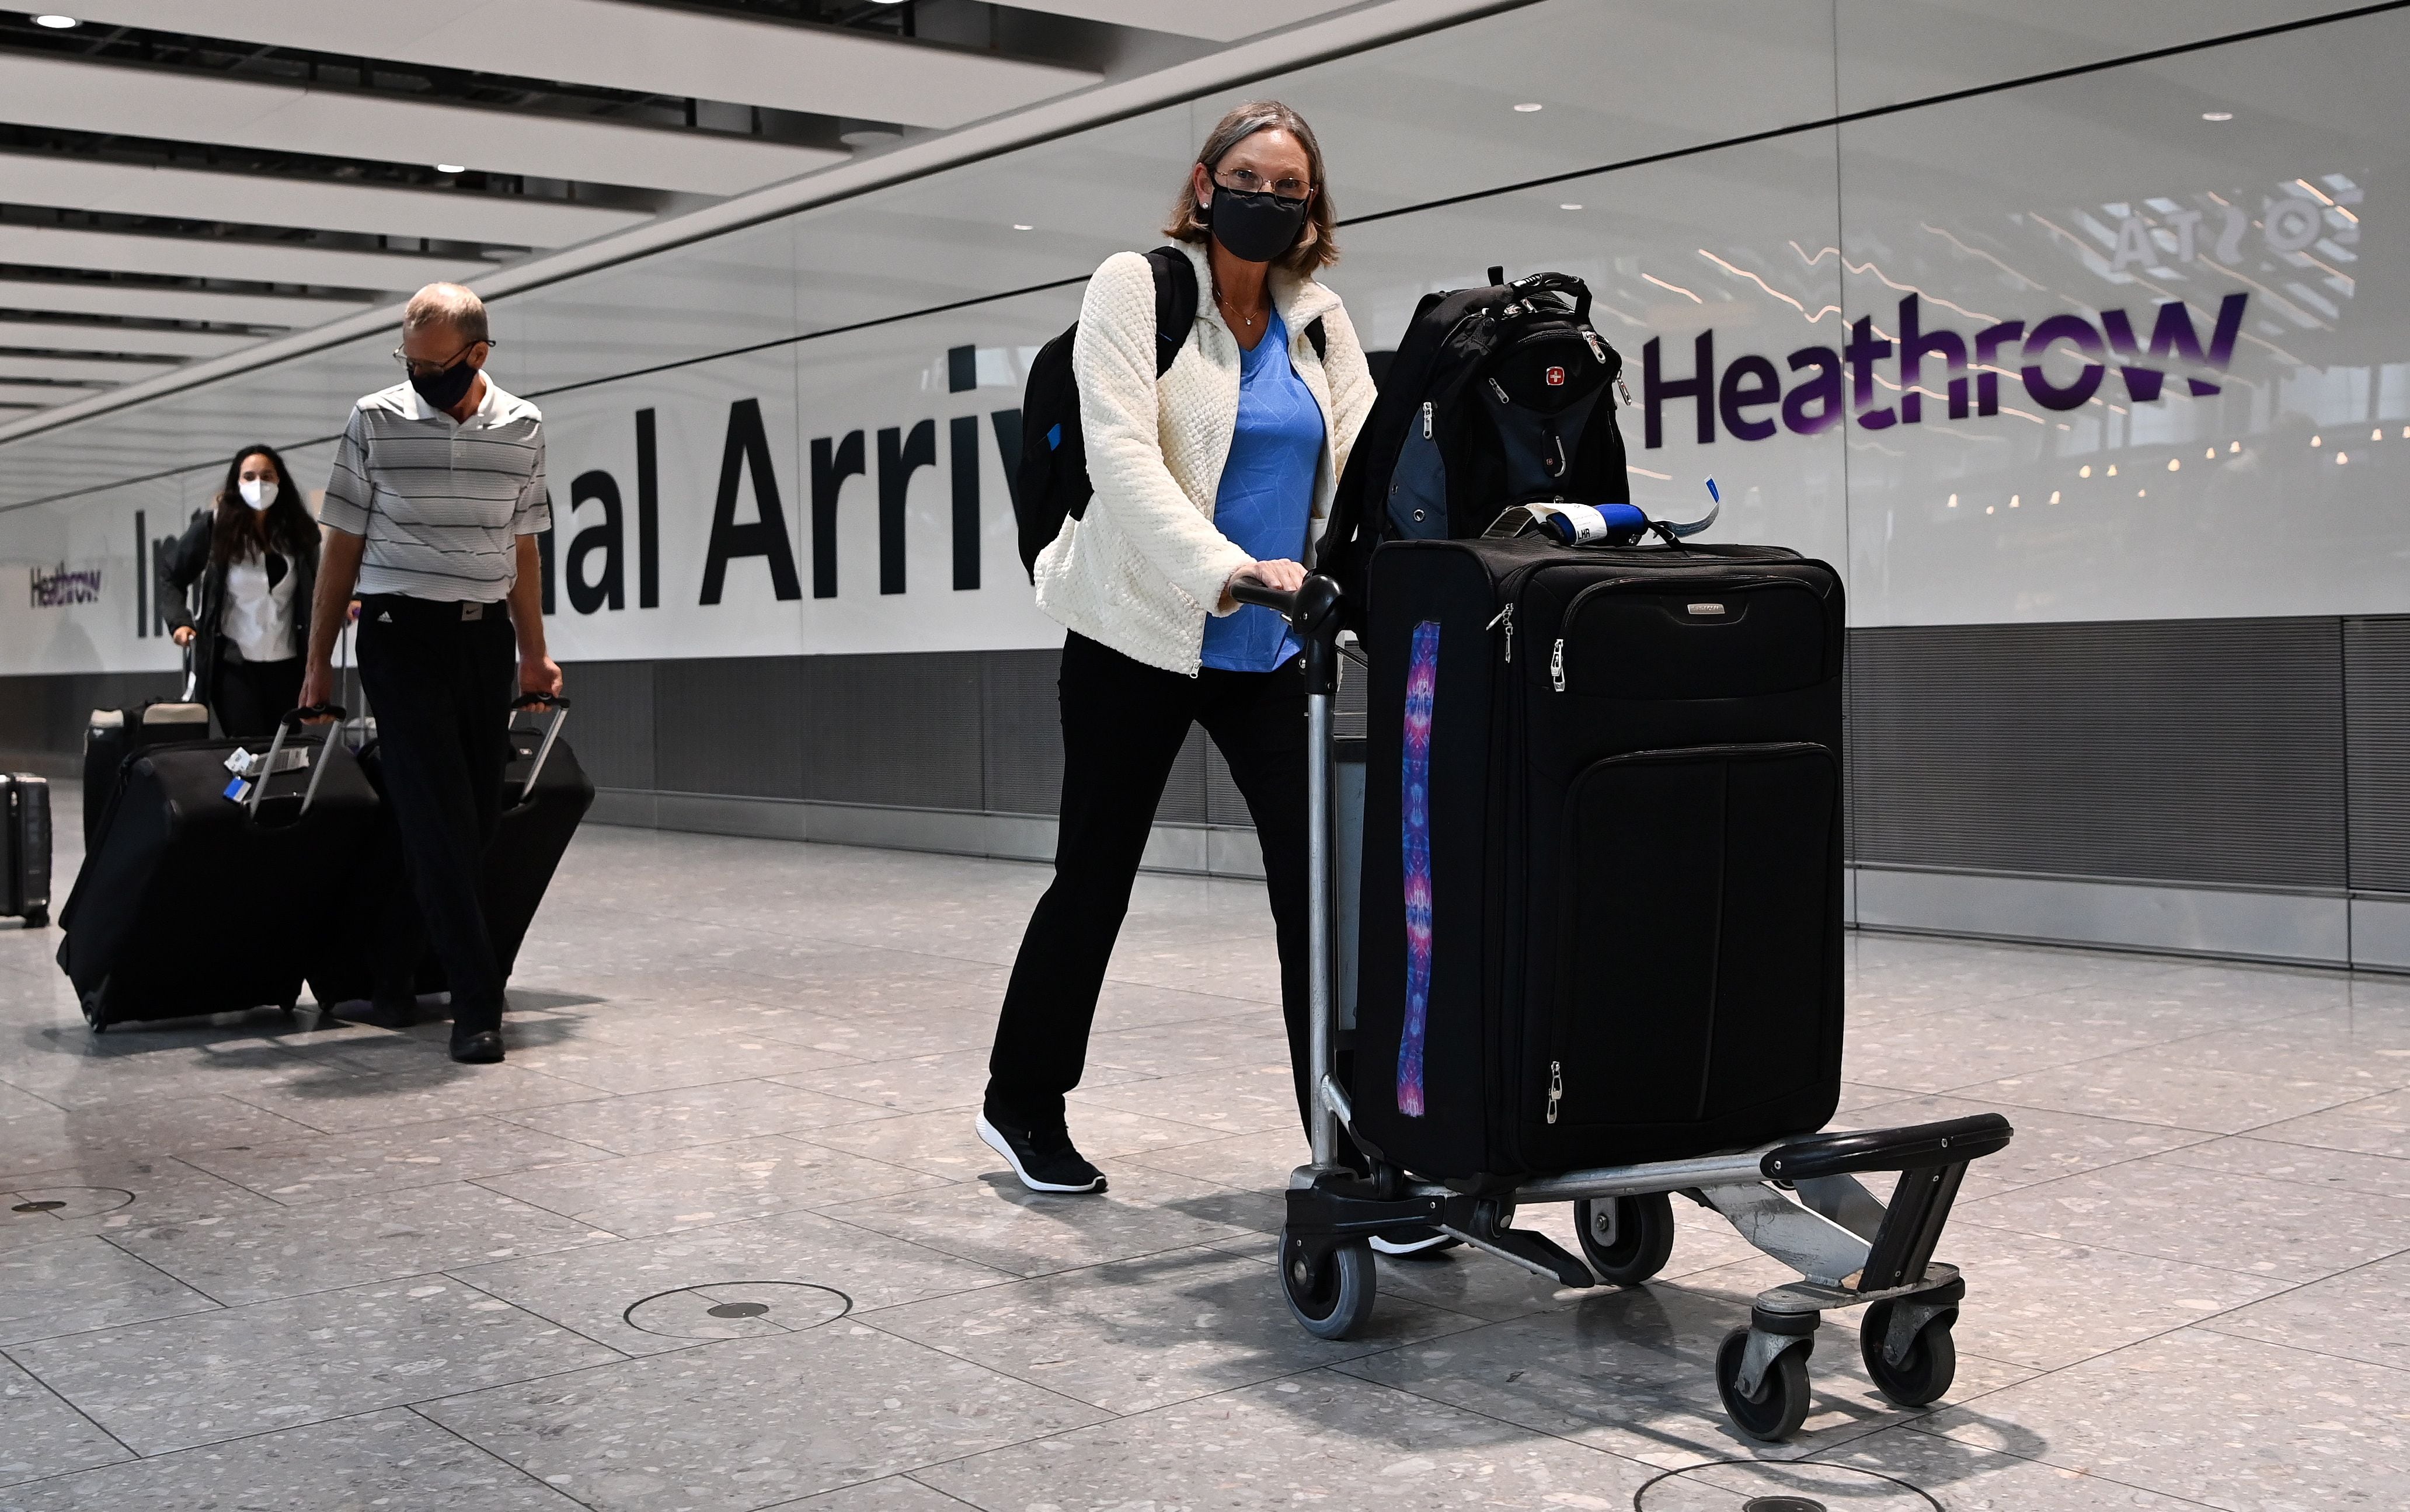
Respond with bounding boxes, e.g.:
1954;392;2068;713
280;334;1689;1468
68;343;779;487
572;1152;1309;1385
507;692;572;806
252;703;347;819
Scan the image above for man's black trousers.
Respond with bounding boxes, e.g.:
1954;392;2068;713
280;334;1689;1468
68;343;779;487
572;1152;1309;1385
356;596;514;1035
987;631;1330;1141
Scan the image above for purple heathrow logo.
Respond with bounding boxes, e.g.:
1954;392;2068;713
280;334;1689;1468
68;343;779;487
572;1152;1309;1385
29;562;102;608
1637;292;2249;445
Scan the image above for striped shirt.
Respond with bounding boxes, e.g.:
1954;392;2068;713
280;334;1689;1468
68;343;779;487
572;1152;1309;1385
321;376;551;602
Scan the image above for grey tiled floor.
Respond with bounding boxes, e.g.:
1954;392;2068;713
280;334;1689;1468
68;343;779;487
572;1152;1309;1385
4;814;2408;1510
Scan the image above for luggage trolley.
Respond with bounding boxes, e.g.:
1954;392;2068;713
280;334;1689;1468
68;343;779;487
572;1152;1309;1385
1231;574;2011;1443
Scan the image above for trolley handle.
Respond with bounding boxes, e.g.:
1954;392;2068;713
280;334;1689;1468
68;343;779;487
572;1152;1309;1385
1229;573;1343;639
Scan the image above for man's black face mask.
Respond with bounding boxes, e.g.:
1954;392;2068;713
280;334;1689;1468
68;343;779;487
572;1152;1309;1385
411;356;478;412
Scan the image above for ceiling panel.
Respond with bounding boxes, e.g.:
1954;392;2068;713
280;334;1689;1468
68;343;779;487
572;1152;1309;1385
63;1;1103;130
0;52;841;196
0;352;179;383
1000;0;1356;42
0;152;650;248
0;318;257;358
0;379;101;407
0;222;485;289
0;277;365;328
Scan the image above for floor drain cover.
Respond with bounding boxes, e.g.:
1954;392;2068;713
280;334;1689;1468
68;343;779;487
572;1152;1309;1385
1638;1461;1938;1511
5;1187;134;1221
624;1282;851;1340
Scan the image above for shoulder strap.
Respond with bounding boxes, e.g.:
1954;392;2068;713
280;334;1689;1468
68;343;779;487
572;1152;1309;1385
1305;316;1326;361
1144;245;1198;378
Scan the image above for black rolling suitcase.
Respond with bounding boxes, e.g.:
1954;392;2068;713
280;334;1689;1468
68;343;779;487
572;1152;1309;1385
1352;532;1847;1182
58;710;381;1029
2;773;50;928
82;699;210;852
307;696;591;1006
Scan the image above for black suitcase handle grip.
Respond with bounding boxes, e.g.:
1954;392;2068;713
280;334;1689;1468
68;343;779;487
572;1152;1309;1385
510;692;572;712
279;703;346;726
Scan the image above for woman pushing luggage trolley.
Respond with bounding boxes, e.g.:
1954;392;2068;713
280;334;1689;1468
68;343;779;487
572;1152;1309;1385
1232;527;2013;1443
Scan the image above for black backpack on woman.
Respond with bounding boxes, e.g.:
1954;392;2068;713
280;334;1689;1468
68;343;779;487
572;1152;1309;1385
1318;267;1629;621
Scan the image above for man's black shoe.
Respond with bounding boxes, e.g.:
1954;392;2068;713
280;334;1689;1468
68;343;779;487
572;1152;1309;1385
977;1107;1106;1194
450;1030;504;1064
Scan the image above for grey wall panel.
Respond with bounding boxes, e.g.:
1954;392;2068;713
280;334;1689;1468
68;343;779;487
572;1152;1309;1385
802;653;983;810
557;659;654;792
1204;741;1249;828
2345;618;2410;895
1850;620;2347;890
653;655;807;799
1159;727;1209;825
0;669;181;772
979;647;1062;817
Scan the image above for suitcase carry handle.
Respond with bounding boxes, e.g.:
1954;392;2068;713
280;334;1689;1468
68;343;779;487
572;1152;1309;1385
252;704;346;820
507;693;572;806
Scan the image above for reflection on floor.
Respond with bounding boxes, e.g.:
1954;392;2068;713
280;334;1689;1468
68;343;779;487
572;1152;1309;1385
4;811;2408;1511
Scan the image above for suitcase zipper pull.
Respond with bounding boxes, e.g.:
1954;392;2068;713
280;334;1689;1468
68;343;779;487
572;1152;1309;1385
1549;637;1566;692
1485;602;1515;661
1420;399;1434;440
1616;375;1634;407
1547;1060;1563;1124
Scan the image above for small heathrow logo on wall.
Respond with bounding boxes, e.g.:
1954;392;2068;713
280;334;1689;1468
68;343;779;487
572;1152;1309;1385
29;562;102;608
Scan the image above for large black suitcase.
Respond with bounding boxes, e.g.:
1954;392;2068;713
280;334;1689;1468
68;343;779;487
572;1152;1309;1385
82;700;211;852
2;772;50;928
306;696;593;1007
1352;534;1846;1182
58;714;381;1029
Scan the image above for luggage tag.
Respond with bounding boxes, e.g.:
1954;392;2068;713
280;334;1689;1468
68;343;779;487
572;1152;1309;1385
221;746;253;775
223;775;251;804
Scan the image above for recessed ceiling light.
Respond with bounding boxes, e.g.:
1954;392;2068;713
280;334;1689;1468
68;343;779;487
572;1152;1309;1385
32;13;78;27
1011;223;1033;231
2201;111;2233;121
1559;203;1583;211
434;163;466;173
1513;102;1544;113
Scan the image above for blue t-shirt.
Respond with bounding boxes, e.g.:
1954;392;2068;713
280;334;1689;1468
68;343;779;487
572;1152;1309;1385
1201;309;1327;673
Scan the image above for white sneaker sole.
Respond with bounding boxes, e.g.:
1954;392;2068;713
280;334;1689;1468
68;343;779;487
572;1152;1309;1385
976;1113;1106;1194
1370;1232;1455;1257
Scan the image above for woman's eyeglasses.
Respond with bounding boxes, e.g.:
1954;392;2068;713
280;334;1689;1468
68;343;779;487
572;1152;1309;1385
1215;168;1312;204
391;336;494;378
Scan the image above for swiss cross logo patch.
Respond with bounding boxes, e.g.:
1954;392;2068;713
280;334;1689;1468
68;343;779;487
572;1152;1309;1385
1545;365;1566;386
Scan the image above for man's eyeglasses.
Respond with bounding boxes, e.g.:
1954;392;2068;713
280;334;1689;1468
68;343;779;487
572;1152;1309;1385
1215;168;1312;204
392;336;493;378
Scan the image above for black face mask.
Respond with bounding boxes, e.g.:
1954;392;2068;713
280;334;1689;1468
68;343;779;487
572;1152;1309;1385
1208;185;1309;265
410;356;479;412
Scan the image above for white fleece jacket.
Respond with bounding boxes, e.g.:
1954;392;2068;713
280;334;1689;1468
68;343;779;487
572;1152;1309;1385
1032;240;1376;675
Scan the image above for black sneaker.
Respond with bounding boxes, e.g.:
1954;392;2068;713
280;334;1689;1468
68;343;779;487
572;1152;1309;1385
977;1107;1106;1194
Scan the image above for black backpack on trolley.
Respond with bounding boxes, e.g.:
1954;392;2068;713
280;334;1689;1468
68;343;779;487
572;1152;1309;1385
1319;267;1629;622
1013;246;1325;577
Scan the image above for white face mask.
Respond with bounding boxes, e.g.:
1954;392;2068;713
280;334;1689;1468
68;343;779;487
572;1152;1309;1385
239;477;278;511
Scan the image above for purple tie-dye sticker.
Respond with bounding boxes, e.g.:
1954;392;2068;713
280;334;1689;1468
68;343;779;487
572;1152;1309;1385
1398;619;1441;1117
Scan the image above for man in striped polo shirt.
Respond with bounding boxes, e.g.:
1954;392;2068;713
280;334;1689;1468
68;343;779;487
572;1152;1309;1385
301;282;560;1064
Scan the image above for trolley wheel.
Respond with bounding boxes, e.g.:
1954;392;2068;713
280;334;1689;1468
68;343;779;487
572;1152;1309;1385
1859;1300;1959;1408
1573;1192;1676;1286
1279;1228;1377;1340
1716;1327;1812;1443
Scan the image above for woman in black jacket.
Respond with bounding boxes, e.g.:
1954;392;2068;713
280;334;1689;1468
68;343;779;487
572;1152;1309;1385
157;444;321;738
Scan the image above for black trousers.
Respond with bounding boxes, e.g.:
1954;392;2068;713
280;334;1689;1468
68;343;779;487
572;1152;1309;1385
211;649;303;740
355;597;515;1034
987;632;1325;1139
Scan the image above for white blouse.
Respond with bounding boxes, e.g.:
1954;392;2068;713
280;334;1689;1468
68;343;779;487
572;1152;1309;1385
222;552;298;662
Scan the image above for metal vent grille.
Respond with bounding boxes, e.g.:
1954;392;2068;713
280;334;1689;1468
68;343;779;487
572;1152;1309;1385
653;656;808;799
556;660;653;791
978;649;1063;817
804;654;983;810
1849;619;2346;890
2346;618;2410;894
